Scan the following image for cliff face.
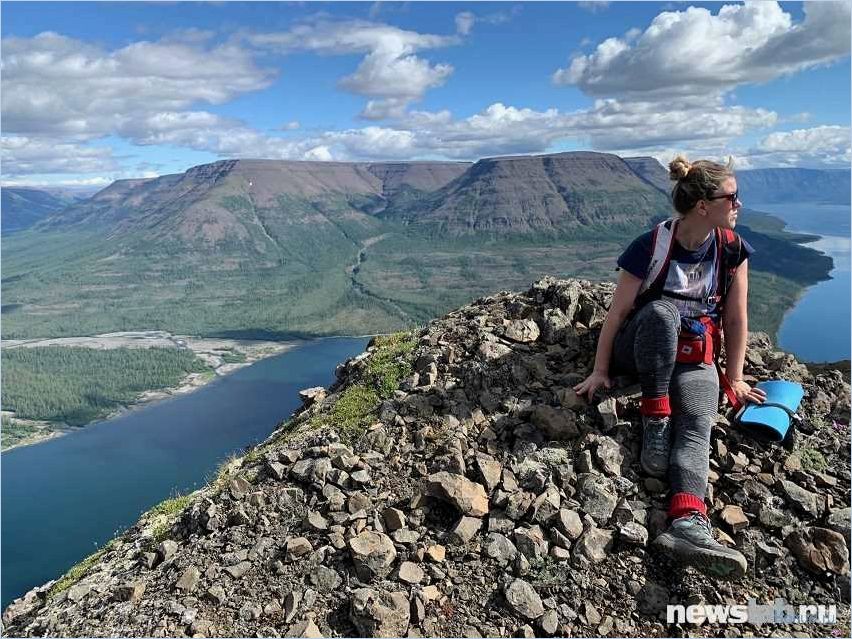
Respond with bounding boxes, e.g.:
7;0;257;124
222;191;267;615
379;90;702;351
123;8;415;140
4;278;850;637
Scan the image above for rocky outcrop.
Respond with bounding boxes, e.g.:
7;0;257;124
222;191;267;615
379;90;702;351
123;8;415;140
4;278;850;637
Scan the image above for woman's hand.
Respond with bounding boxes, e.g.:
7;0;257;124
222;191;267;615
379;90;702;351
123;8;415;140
573;370;612;402
732;379;767;406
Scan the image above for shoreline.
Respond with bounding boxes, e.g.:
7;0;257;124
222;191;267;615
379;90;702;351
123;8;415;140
1;332;303;452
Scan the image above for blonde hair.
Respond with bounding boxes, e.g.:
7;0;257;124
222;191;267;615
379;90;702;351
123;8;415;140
669;154;734;215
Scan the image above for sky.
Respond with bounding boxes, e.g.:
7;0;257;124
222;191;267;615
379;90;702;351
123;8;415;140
1;0;850;187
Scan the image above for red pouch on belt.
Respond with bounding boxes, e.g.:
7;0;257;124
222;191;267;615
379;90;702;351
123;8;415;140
676;317;719;365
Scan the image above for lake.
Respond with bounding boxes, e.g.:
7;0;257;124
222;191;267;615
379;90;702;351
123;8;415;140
1;336;369;610
750;202;850;363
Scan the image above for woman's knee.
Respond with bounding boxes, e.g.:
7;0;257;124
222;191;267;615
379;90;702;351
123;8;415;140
636;299;680;329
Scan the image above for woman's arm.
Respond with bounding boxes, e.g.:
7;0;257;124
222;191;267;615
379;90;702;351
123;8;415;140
722;259;766;404
573;269;643;400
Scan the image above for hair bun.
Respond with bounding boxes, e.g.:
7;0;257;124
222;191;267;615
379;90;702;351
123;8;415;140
669;155;691;181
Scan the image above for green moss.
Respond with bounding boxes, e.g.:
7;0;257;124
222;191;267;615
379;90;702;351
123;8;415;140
146;494;191;519
319;384;380;443
49;539;117;597
799;447;828;473
366;331;418;396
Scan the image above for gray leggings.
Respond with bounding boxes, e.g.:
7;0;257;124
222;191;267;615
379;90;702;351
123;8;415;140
611;300;719;499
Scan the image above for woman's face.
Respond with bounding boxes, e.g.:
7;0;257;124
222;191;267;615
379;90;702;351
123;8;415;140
706;176;741;229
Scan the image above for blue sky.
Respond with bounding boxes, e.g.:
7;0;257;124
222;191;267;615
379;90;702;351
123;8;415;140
2;0;850;187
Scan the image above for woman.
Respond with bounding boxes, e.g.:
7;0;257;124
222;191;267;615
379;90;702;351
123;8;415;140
573;155;766;580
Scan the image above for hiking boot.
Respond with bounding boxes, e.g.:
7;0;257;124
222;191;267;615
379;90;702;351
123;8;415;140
651;511;748;580
640;414;671;477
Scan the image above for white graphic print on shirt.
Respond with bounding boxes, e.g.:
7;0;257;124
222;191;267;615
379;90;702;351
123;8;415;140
661;251;717;319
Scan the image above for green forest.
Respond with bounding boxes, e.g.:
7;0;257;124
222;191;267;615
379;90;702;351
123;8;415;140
2;346;208;429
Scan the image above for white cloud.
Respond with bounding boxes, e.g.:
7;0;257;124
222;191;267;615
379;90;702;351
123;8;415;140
746;125;852;167
245;19;458;118
280;121;301;131
1;31;275;141
555;1;850;99
0;136;119;175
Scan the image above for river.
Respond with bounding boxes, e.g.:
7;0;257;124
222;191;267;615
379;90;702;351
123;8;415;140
1;336;369;610
749;202;850;363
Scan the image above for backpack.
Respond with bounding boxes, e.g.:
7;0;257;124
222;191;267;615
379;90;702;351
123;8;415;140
637;218;744;408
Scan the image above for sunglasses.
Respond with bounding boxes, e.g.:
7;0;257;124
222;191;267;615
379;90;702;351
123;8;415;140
707;190;739;205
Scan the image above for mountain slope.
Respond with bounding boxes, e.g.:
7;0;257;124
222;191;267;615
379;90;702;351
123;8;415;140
3;279;849;637
1;188;75;233
736;168;851;205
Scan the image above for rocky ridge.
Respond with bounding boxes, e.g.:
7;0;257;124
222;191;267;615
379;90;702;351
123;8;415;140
4;278;850;638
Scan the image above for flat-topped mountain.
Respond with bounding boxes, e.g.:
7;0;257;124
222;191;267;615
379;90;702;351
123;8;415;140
4;278;849;637
382;152;671;235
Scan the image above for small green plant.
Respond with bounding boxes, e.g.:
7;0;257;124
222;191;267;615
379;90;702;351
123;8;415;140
321;384;380;443
799;447;828;473
366;331;417;397
49;539;117;597
528;556;572;588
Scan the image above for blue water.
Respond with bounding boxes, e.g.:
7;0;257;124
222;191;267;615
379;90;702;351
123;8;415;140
751;203;851;362
1;336;369;610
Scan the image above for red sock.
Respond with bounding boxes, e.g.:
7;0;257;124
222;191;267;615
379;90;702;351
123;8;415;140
640;395;671;417
669;492;707;519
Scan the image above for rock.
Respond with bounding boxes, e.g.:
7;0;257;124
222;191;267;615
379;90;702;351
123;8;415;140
539;609;558;635
505;319;540;343
224;561;252;579
450;516;483;545
304;511;329;532
576;474;618;525
785;527;850;575
268;461;287;481
475;456;503;493
555;509;584;540
596;398;618;430
827;507;851;543
424;472;489;516
114;582;146;604
721;505;750;532
348;531;397;581
383;508;407;531
175;566;200;592
350;588;411;637
573;528;614;565
780;480;823;518
158;539;178;564
310;566;342;592
287;537;313;561
285;618;323;638
65;583;92;603
298;386;327;404
594;437;624;476
397;561;424;584
483;533;518;564
530;405;578;440
617;522;648;546
239;602;262;621
207;585;226;605
425;545;445;562
504;579;544;620
284;591;302;623
514;526;549;561
584;602;601;626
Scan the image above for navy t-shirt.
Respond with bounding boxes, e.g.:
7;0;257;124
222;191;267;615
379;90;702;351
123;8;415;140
618;225;754;321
